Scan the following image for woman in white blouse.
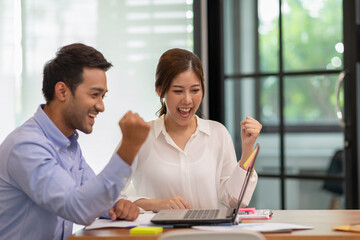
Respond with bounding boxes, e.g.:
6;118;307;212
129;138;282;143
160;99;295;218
124;48;262;212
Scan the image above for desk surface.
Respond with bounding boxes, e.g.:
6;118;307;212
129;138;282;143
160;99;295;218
68;210;360;240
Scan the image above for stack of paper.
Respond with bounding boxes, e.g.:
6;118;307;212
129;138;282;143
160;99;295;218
238;209;273;220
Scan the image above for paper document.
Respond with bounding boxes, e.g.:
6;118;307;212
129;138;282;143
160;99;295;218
85;212;156;230
193;223;313;233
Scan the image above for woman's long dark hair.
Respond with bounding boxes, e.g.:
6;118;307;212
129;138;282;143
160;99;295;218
155;48;204;116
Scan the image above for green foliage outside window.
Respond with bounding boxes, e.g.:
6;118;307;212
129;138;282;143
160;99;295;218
259;0;343;125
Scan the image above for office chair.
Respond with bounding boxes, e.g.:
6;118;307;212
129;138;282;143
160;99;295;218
158;229;265;240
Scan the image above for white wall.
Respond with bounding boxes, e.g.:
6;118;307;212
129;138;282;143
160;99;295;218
0;0;194;173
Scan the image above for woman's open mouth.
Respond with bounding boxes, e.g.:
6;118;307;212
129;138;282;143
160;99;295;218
178;107;192;118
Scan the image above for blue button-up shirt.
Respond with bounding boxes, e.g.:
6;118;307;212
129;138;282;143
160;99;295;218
0;105;131;240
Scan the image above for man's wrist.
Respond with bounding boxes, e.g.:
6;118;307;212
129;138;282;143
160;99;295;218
117;140;141;165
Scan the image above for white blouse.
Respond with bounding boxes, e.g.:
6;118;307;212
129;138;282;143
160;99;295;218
124;115;258;209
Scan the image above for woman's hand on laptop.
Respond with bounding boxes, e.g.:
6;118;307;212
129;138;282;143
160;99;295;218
135;195;191;212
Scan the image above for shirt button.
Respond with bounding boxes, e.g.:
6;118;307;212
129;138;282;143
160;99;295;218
65;225;68;229
110;201;114;204
123;177;128;181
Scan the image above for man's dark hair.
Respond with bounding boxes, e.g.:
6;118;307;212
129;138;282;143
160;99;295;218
42;43;113;103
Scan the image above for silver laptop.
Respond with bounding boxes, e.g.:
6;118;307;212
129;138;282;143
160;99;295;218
151;144;260;226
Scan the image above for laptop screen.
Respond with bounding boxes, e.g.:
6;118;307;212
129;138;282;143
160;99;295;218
233;143;260;218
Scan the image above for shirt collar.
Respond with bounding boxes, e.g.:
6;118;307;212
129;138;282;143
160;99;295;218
154;115;211;138
34;104;78;149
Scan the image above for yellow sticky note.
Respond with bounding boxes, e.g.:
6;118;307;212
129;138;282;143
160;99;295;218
332;224;360;232
129;226;163;235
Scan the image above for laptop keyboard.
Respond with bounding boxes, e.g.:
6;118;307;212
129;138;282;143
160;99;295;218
184;209;219;219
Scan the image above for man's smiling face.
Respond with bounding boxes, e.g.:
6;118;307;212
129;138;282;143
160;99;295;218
63;67;108;135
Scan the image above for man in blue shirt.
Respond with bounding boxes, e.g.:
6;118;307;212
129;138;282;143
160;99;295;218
0;43;150;240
